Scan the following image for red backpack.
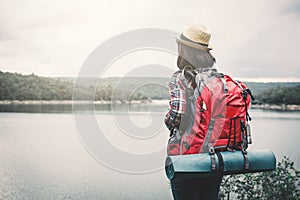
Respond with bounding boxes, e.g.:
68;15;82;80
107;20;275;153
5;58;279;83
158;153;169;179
167;67;254;156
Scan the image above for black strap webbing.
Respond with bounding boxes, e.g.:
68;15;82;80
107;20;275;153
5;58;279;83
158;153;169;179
209;147;217;171
216;152;224;172
226;118;233;149
232;118;236;148
242;150;249;170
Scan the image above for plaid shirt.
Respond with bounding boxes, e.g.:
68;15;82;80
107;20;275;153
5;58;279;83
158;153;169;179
164;71;188;131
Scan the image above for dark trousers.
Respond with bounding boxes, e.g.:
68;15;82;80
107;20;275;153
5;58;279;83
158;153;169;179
170;175;222;200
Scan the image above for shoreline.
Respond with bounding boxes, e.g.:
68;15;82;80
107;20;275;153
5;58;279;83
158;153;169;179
0;100;300;111
251;104;300;111
0;99;156;105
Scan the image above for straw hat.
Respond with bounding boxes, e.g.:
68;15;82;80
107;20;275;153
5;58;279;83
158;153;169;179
176;24;212;51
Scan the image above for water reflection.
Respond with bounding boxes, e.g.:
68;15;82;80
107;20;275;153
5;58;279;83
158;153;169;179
0;103;168;113
0;108;299;199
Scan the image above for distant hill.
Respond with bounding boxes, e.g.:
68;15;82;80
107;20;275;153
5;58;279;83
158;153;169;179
243;82;300;97
1;71;299;105
0;71;73;101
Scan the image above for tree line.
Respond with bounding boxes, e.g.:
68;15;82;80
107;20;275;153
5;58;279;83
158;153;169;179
1;71;300;105
0;71;156;102
254;85;300;105
0;71;73;100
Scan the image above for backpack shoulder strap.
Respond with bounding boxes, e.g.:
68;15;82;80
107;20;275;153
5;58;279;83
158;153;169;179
214;72;228;93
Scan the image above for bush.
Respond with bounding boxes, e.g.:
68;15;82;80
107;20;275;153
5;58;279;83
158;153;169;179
219;156;300;200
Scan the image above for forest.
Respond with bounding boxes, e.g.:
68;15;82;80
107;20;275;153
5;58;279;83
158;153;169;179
1;71;300;105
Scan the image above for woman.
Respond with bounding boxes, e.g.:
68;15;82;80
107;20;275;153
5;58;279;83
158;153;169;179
165;24;222;200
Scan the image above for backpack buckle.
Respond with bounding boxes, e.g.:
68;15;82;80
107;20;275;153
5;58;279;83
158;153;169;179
209;146;217;171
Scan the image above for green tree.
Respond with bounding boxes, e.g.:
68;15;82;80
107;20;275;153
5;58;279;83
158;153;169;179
219;157;300;200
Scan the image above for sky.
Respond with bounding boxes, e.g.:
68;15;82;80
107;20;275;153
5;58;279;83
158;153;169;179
0;0;300;81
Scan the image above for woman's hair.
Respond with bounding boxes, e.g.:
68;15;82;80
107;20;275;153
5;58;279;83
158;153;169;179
177;43;216;70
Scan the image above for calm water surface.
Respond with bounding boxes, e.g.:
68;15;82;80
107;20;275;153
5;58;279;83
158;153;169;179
0;105;299;200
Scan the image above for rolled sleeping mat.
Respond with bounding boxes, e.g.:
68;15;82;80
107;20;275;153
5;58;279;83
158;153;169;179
165;149;276;180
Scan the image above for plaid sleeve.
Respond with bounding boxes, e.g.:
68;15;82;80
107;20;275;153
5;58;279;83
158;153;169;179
164;71;187;131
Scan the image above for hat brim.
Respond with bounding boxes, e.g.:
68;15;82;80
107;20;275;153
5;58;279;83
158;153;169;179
176;37;212;51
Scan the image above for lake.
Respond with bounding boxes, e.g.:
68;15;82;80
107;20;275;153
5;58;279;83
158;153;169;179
0;104;299;199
